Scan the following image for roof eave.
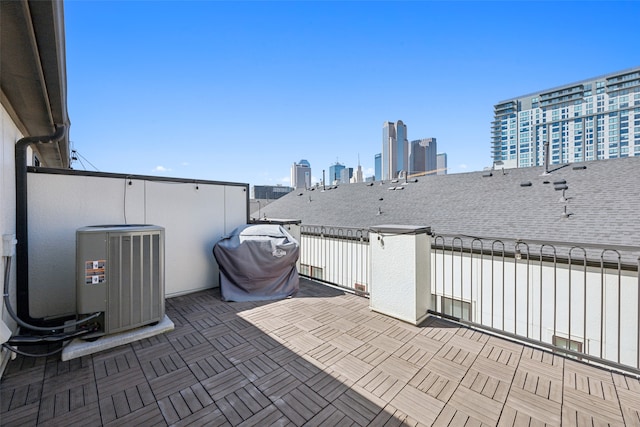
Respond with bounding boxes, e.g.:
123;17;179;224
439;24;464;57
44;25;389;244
0;0;70;168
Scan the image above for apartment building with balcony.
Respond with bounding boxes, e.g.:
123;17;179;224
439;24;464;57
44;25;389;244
492;66;640;169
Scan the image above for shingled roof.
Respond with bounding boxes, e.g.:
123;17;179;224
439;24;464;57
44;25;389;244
258;156;640;248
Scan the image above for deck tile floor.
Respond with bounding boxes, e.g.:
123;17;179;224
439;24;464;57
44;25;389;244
2;279;640;426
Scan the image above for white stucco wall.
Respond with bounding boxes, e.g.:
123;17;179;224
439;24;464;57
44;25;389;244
27;171;248;318
369;226;431;325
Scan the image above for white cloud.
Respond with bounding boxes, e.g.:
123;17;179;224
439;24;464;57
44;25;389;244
458;164;468;170
153;165;171;173
280;176;291;185
180;162;189;167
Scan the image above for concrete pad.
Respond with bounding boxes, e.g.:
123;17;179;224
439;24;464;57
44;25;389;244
61;315;174;361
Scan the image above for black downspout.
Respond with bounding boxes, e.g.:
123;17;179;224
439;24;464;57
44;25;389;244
15;125;66;325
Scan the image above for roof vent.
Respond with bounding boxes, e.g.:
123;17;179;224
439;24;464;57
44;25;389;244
572;165;587;170
378;197;384;201
367;182;374;186
554;184;568;191
561;205;573;219
391;179;399;183
553;179;566;185
542;180;550;184
520;181;532;187
482;171;493;178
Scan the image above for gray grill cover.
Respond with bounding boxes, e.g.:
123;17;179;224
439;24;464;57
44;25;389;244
213;224;299;302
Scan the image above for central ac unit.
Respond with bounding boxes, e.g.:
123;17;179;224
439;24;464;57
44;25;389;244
76;225;165;338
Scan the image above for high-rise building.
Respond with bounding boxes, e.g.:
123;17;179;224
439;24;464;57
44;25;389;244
352;164;364;183
409;138;437;175
492;67;640;169
329;162;345;184
382;121;408;180
374;153;381;181
340;167;353;184
291;159;311;189
437;153;447;175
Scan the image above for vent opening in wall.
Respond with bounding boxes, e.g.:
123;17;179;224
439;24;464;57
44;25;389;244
76;225;165;338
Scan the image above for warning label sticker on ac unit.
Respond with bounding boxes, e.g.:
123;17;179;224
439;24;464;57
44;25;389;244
85;260;106;285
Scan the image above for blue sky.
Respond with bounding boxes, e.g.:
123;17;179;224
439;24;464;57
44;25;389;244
64;1;640;189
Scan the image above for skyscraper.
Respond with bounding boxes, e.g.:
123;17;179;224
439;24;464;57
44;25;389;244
291;159;311;189
374;153;381;181
492;66;640;169
382;121;408;180
409;138;437;175
329;162;345;184
437;153;448;175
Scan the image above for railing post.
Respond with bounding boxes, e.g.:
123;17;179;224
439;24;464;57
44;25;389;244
368;225;431;325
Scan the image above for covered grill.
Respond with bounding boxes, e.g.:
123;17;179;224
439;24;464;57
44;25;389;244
213;224;299;302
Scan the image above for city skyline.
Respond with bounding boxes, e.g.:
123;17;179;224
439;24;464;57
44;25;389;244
62;1;640;189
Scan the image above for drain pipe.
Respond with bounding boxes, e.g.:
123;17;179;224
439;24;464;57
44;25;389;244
14;125;66;325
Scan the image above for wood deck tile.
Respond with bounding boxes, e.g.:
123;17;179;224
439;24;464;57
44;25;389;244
617;386;640;425
253;367;303;401
356;368;405;402
283;356;324;382
389;384;444;425
351;343;391;367
222;341;263;365
423;354;471;383
236;353;280;381
188;351;233;381
562;385;625;425
148;366;198;400
504;384;561;425
40;400;102;426
409;368;458;402
235;404;290;427
95;365;147;397
377;355;421;383
347;324;383;343
330;354;374;383
103;401;166;427
307;342;347;366
142;351;187;380
3;279;640;426
306;369;353;402
2;381;43;412
210;331;247;353
311;324;343;342
446;385;504;426
393;341;435;368
460;369;510;403
369;334;405;353
470;353;518;384
200;367;250;401
332;386;385;426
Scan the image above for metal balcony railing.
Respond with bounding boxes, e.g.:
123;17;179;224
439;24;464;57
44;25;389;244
430;234;640;374
297;224;640;374
299;225;369;296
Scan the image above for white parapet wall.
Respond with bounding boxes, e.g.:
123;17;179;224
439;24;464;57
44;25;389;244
369;225;432;325
26;169;248;319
